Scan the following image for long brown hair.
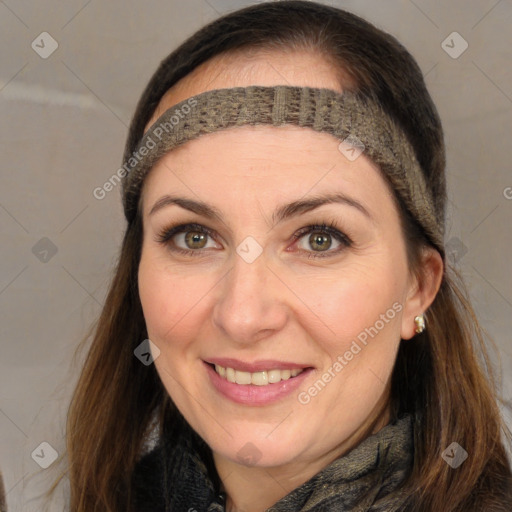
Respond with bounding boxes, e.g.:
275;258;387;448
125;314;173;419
46;2;511;510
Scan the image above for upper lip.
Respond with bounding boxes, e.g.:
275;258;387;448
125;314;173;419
205;357;312;373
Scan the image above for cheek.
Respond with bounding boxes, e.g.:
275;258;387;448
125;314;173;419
138;255;209;344
291;258;405;344
290;261;406;413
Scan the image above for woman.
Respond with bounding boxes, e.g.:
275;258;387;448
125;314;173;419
48;1;512;511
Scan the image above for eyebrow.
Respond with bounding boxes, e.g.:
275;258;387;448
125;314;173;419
149;192;373;225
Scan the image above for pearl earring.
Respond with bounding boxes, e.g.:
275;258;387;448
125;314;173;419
414;314;425;334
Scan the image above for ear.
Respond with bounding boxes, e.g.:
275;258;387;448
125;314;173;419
400;246;444;340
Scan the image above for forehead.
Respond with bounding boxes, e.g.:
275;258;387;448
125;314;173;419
140;123;390;223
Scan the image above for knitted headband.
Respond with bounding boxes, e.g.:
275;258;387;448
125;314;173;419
121;85;444;254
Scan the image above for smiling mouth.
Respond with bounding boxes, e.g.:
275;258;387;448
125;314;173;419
212;364;305;386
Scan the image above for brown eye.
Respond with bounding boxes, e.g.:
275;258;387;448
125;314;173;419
156;223;219;256
184;231;208;249
308;232;332;252
292;222;352;259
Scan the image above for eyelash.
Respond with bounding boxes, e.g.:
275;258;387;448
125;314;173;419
155;220;353;259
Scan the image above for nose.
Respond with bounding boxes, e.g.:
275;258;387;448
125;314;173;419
212;251;289;345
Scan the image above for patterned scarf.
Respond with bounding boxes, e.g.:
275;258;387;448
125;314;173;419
131;412;414;512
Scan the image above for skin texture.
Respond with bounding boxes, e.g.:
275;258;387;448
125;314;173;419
137;51;444;512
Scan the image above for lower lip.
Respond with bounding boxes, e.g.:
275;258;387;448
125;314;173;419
204;362;313;406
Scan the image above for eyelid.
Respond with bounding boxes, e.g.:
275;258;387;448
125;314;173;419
155;222;223;255
155;222;216;244
292;223;352;246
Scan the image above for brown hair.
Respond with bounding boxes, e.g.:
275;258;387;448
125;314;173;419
46;1;511;510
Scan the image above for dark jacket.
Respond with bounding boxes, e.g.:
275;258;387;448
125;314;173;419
131;413;414;512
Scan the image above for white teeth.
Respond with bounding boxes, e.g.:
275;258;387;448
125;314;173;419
268;369;281;383
235;370;252;385
281;369;291;380
213;365;304;385
226;367;236;383
251;371;268;386
215;364;226;377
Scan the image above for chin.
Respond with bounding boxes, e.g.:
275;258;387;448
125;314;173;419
205;424;309;468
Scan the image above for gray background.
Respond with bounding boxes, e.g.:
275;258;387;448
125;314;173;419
1;0;511;510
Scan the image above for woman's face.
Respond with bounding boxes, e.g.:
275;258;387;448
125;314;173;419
138;51;424;470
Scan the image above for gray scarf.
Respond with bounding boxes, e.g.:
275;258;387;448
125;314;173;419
132;412;414;512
